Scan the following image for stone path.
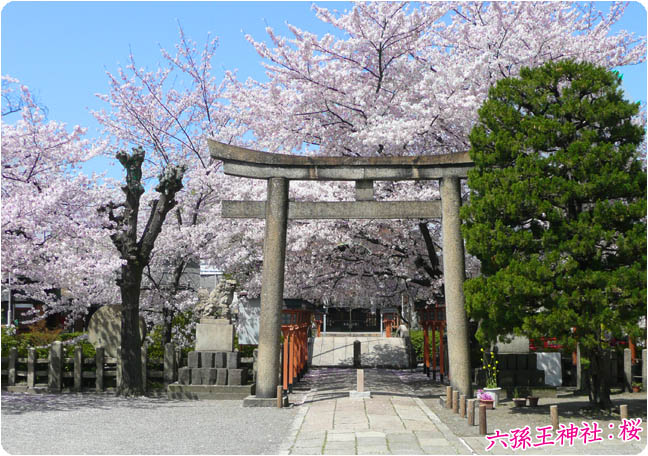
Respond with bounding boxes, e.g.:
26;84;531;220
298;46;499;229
279;368;472;455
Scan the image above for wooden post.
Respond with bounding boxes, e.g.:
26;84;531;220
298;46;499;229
467;399;476;426
27;348;36;388
74;346;83;392
423;323;430;375
49;341;63;392
164;342;176;385
431;326;437;377
282;330;289;391
116;346;122;389
479;404;487;435
446;386;453;409
141;344;147;393
550;405;559;430
460;394;466;418
8;347;17;386
95;347;104;391
620;404;628;420
439;327;445;377
453;390;459;413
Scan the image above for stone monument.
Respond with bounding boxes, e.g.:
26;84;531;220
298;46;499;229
169;279;253;399
88;305;146;358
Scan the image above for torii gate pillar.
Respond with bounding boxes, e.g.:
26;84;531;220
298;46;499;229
441;176;472;397
257;178;289;398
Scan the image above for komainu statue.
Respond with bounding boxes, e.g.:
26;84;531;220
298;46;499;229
195;278;237;322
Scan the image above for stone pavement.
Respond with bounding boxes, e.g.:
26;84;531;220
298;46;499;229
279;368;472;455
279;368;647;455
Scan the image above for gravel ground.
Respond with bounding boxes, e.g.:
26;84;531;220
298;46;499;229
1;392;297;454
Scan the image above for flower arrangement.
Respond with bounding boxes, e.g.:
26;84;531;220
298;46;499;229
481;347;499;388
477;389;493;401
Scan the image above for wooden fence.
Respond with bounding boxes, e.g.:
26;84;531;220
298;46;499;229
1;341;182;393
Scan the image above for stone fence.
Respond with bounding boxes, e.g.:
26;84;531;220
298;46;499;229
0;341;181;394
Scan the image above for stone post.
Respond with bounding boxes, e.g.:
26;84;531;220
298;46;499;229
440;176;471;398
27;348;36;388
460;394;466;418
479;404;487;435
624;348;632;392
620;404;628;420
257;177;289;398
467;399;476;426
550;405;559;430
74;346;83;391
446;386;453;409
357;369;365;393
8;347;17;386
95;347;104;392
48;341;63;392
453;390;459;413
353;340;361;368
164;342;176;385
141;344;148;393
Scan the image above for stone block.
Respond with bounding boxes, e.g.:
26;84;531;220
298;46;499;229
216;368;228;385
214;352;227;368
228;368;247;386
195;318;234;352
200;352;214;368
178;367;192;385
203;368;218;385
227;351;241;369
191;368;203;385
188;351;201;368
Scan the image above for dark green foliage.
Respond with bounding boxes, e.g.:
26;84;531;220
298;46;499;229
462;60;646;408
409;330;440;361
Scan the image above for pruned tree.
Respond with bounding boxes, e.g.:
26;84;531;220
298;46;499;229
102;146;184;396
461;60;646;409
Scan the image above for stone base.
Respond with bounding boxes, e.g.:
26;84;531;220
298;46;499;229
349;390;371;399
242;394;289;408
167;383;254;400
6;386;49;394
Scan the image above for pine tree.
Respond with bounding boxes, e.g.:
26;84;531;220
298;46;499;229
461;60;646;409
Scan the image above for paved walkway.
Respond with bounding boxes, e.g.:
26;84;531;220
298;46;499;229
279;368;471;455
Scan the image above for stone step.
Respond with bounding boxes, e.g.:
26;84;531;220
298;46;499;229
309;336;411;368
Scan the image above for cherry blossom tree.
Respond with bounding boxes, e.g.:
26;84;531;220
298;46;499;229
226;1;646;309
93;28;264;344
1;77;120;324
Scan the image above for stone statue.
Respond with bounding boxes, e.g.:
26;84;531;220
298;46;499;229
195;278;237;322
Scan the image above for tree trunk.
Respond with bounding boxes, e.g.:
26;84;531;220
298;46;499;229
588;348;613;410
119;262;144;396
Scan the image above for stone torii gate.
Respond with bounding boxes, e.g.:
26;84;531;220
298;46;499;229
209;139;474;403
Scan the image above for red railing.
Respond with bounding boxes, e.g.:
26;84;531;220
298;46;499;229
281;309;312;392
417;304;446;379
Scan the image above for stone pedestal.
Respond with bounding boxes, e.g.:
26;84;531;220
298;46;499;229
167;318;253;400
195;318;234;352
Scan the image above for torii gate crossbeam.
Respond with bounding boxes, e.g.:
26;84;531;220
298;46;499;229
209;139;474;404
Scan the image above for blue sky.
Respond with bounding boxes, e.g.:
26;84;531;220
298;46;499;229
2;1;647;178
